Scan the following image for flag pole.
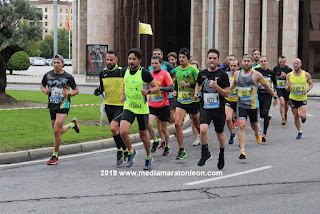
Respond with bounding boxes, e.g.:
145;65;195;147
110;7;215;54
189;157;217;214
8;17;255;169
138;21;140;49
68;29;70;59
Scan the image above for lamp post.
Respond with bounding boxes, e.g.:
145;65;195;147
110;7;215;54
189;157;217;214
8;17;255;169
53;0;58;56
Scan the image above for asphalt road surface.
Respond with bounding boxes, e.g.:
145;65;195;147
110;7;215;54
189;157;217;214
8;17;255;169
1;98;319;213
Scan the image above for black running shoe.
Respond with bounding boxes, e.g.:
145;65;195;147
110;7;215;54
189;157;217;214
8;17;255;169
116;151;123;165
162;146;171;156
123;151;128;163
151;141;159;153
217;153;224;169
198;151;212;166
176;149;187;160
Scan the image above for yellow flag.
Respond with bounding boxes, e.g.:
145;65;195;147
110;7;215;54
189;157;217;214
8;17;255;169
139;22;153;35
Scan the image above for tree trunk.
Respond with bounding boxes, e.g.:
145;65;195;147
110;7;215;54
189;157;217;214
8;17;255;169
0;55;7;93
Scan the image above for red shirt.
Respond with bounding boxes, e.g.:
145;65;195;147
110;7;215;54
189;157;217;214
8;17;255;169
148;69;173;108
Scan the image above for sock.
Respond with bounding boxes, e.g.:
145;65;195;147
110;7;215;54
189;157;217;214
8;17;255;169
146;155;151;160
220;147;225;154
154;137;159;142
113;134;124;150
240;149;245;152
123;148;128;153
179;147;184;151
165;145;170;148
299;130;303;133
263;116;269;134
128;149;134;155
117;148;122;152
70;122;75;128
53;152;58;157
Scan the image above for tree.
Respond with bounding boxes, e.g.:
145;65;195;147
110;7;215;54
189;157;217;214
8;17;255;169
25;41;42;57
6;51;30;74
0;0;42;97
41;34;53;58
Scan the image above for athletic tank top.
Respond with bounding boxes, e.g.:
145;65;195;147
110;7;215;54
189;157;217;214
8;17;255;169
124;66;149;114
289;70;307;101
237;70;259;109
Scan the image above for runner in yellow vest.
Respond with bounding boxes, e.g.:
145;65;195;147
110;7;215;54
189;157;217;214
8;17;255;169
120;49;160;170
285;58;313;139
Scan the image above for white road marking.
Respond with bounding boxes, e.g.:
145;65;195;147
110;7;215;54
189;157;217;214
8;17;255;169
306;114;314;117
184;166;273;186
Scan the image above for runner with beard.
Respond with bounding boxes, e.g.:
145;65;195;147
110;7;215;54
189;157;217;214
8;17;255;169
230;55;278;159
94;50;128;166
120;49;160;170
195;49;230;169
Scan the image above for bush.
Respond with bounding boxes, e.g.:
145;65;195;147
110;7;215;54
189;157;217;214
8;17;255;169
6;51;30;74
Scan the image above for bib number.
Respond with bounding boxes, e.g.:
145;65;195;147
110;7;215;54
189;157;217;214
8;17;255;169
203;93;219;109
292;84;305;95
178;91;192;103
238;87;251;100
277;80;286;89
150;92;164;102
229;88;237;98
50;87;64;103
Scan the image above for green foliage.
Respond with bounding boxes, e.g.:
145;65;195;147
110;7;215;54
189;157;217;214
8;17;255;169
25;41;42;57
6;51;30;71
40;34;53;58
0;0;42;51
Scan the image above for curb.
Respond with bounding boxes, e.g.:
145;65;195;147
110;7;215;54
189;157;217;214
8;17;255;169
0;117;192;165
7;81;99;87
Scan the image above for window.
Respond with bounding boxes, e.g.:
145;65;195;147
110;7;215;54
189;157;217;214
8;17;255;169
66;8;68;13
60;8;62;13
45;22;47;26
45;15;47;19
60;22;62;27
60;15;62;19
45;8;48;12
45;29;48;33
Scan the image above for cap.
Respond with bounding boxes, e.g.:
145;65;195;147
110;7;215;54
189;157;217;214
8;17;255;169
54;54;65;62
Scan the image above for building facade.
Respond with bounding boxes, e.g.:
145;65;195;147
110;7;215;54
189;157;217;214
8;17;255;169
72;0;320;77
30;0;72;39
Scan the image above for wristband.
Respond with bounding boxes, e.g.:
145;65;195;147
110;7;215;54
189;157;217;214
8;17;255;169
148;90;151;94
187;83;191;87
273;96;278;100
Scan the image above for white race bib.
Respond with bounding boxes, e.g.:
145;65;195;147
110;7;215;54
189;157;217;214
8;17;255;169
203;93;219;109
50;87;64;103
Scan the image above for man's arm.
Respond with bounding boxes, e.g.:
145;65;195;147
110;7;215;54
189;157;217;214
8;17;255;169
304;72;313;94
141;79;160;95
256;71;278;106
230;71;239;90
209;78;230;97
285;73;291;91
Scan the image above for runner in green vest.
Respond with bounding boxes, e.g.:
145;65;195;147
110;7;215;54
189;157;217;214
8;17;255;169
120;49;160;170
285;58;313;139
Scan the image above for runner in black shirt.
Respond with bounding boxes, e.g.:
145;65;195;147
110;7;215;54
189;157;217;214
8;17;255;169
273;56;293;125
40;55;79;165
195;49;230;169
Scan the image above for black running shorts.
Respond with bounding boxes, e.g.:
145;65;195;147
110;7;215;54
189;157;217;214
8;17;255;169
105;104;123;124
237;106;259;125
289;99;307;108
121;109;149;131
149;105;170;122
176;101;200;115
50;108;69;120
200;107;226;133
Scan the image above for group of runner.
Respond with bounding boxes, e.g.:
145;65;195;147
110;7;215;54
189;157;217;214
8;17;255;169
41;48;313;170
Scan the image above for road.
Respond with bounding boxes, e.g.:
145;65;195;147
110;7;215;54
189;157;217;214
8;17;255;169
0;98;319;213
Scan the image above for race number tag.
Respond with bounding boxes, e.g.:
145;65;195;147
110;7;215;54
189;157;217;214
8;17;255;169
260;77;271;89
292;84;305;95
277;80;286;89
238;87;251;100
150;92;164;102
229;88;237;98
50;87;64;103
203;93;219;109
178;91;192;103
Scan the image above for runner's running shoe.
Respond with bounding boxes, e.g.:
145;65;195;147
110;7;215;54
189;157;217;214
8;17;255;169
228;133;236;144
192;138;200;146
126;150;137;167
255;133;262;144
123;151;128;163
301;118;306;123
71;118;80;133
151;141;159;153
262;134;267;142
176;149;187;160
162;146;171;156
239;151;246;159
47;156;59;165
282;119;286;126
158;141;166;149
296;132;303;139
198;151;211;166
143;157;153;170
116;150;123;165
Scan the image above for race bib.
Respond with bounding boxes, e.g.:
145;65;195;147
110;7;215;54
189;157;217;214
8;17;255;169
229;88;237;98
150;92;164;102
277;80;286;89
50;87;64;103
203;93;219;109
260;77;271;89
292;84;305;95
178;91;192;103
238;87;251;100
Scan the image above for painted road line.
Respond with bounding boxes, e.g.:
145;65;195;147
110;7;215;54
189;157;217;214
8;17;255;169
306;114;314;117
184;166;273;186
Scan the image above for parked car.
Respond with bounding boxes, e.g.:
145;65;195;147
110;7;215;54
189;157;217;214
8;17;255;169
32;57;45;66
45;59;52;66
29;57;35;65
64;59;72;66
